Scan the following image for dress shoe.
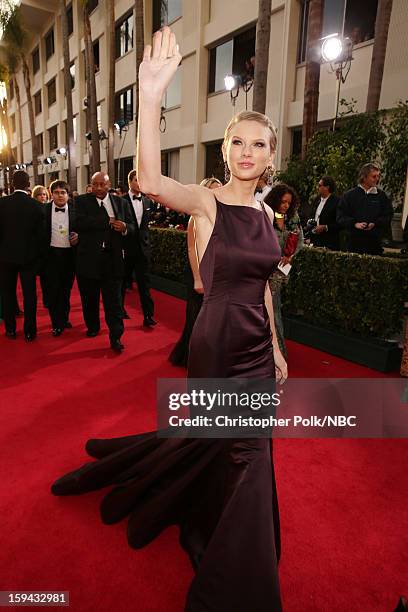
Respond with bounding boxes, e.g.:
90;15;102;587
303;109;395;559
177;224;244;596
122;310;131;320
110;339;124;352
5;330;16;339
64;321;73;329
395;596;408;612
143;317;157;327
24;333;36;342
52;328;63;337
86;330;99;338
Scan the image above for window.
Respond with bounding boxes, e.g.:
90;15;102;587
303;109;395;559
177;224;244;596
45;28;55;60
291;129;302;157
115;87;133;123
115;156;134;186
32;47;40;74
97;103;102;131
87;0;98;13
93;40;100;73
164;65;181;108
205;142;224;183
47;78;56;106
70;62;76;89
115;11;134;58
36;133;43;155
297;0;309;64
64;117;77;144
9;79;14;100
67;4;74;36
161;149;180;180
153;0;181;30
208;27;256;94
48;125;58;151
34;91;42;115
11;114;16;132
344;0;378;44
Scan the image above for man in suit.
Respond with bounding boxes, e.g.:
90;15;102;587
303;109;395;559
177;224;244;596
310;176;340;250
0;170;44;340
74;172;134;352
44;180;78;336
337;163;393;255
122;170;157;327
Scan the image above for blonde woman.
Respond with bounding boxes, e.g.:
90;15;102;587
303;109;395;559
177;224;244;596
53;27;285;612
169;177;222;366
32;185;49;204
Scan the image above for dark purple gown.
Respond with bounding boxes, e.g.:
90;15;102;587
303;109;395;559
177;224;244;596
52;199;283;611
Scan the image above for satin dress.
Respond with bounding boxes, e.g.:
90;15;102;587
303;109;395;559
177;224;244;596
52;198;283;612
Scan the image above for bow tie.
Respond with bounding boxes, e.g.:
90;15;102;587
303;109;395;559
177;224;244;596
133;194;142;201
55;207;66;213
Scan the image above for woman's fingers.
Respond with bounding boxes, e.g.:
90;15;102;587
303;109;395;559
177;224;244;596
168;32;176;57
143;45;152;62
159;26;171;59
152;30;162;59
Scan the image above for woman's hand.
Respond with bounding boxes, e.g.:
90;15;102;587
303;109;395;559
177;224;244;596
194;280;204;294
139;27;182;99
274;348;288;385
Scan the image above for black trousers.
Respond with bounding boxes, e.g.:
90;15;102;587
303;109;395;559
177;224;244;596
122;253;154;319
45;247;75;329
0;262;37;335
77;268;124;341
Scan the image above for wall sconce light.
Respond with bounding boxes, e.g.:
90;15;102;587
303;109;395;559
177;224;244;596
85;132;92;141
98;129;107;141
56;147;67;156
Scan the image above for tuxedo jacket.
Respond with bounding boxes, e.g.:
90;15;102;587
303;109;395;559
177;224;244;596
44;200;76;249
311;194;340;250
0;191;45;266
73;193;134;279
123;193;154;258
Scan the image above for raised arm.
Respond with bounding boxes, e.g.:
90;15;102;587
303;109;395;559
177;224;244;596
137;27;213;218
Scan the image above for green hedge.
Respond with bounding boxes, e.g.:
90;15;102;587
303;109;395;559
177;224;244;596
149;228;408;339
283;248;408;337
150;227;187;282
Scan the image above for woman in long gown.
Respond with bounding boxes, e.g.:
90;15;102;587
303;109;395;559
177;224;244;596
52;27;287;612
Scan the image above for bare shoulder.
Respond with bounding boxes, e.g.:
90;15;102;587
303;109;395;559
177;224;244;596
185;183;217;220
264;204;274;225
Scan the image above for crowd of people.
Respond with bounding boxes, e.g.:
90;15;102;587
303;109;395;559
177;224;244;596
0;168;157;352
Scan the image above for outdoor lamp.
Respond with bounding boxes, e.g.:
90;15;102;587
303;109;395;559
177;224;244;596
321;34;343;63
56;147;67;156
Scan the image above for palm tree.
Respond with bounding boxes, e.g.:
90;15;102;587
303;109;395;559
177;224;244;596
301;0;323;159
106;0;115;182
366;0;394;112
81;0;100;174
252;0;271;114
60;0;77;190
0;6;39;181
0;64;13;174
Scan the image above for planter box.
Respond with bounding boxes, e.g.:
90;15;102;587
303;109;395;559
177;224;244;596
283;315;402;373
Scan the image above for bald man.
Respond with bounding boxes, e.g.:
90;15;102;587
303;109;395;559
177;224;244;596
74;172;134;352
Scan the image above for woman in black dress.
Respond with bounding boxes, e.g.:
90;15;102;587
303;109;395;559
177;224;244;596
169;177;222;367
52;27;287;612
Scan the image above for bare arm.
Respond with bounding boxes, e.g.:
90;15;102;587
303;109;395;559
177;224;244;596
187;217;203;293
264;282;288;384
137;28;213;219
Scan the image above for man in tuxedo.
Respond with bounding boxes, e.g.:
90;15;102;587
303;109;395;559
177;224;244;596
44;180;78;336
122;170;157;327
0;170;44;340
310;176;340;250
75;172;134;352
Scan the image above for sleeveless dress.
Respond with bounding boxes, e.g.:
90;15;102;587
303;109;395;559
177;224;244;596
52;199;283;612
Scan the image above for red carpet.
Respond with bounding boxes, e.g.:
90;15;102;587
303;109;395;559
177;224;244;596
0;284;406;611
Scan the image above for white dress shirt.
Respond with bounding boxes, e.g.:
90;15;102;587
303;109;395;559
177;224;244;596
255;185;272;202
97;193;115;218
315;196;329;223
129;190;143;227
51;205;70;248
358;184;378;195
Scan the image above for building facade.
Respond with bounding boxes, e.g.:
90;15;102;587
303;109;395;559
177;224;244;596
5;0;408;192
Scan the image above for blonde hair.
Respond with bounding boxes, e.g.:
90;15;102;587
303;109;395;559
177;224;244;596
223;110;277;153
200;177;222;189
32;185;48;201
